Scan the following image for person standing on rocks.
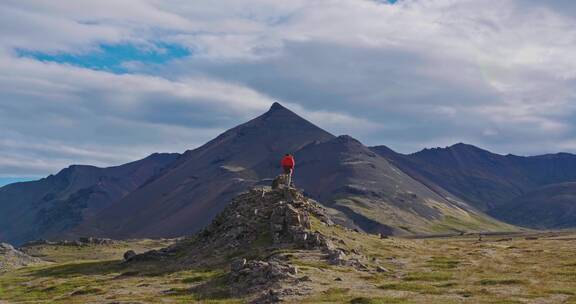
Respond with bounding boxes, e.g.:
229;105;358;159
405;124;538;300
281;153;295;188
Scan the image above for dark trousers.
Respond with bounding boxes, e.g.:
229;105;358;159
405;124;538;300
282;167;293;188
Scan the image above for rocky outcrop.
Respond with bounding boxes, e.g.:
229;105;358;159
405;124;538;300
0;243;42;272
227;260;298;296
131;177;365;302
181;180;335;255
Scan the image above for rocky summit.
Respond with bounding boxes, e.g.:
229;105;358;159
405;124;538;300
126;176;379;303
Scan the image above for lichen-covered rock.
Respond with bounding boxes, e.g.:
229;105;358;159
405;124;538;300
231;258;247;272
227;259;299;298
0;243;42;272
328;249;347;265
0;243;15;252
123;250;136;261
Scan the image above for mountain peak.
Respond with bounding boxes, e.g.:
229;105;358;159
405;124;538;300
451;142;476;149
269;101;287;112
261;102;300;120
241;103;333;141
447;143;491;154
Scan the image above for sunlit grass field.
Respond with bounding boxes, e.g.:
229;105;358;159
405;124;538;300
1;231;575;303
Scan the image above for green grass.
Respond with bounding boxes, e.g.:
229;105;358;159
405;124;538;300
429;214;515;234
70;287;105;296
426;256;460;270
4;226;576;303
478;279;525;286
402;271;454;282
349;297;411;304
31;260;122;278
546;289;576;296
303;287;351;303
181;270;220;284
301;288;412;304
290;258;331;270
485;300;523;304
434;282;458;288
0;268;106;302
379;282;441;294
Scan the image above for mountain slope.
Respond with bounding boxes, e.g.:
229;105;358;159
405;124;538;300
489;182;576;229
373;143;576;211
3;103;516;242
0;153;179;245
295;136;511;234
77;103;336;238
79;104;509;239
372;143;576;229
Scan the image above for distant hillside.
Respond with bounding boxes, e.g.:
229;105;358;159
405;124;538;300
0;153;179;245
372;143;576;228
489;182;576;229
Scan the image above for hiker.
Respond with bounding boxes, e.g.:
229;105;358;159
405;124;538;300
281;153;295;175
281;153;295;188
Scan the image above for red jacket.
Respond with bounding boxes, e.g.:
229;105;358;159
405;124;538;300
281;155;295;169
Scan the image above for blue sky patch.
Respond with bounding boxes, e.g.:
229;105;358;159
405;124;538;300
0;177;38;187
18;42;190;73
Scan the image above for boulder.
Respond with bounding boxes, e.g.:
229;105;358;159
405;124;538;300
227;259;299;297
0;243;42;272
328;249;347;265
0;243;15;253
231;258;247;272
123;250;136;261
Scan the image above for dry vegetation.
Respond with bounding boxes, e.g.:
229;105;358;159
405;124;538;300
1;231;575;303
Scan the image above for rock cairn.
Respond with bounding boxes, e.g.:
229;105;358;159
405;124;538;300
195;176;335;253
134;175;374;303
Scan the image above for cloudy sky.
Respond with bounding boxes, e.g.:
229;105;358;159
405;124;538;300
1;0;576;184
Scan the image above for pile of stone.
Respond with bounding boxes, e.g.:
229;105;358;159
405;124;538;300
131;175;375;302
228;259;298;296
269;193;334;250
186;177;335;254
0;243;42;272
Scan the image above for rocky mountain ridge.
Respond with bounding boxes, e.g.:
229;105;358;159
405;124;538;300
373;143;576;228
0;153;180;245
4;102;576;244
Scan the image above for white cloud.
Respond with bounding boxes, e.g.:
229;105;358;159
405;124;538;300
1;0;576;176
